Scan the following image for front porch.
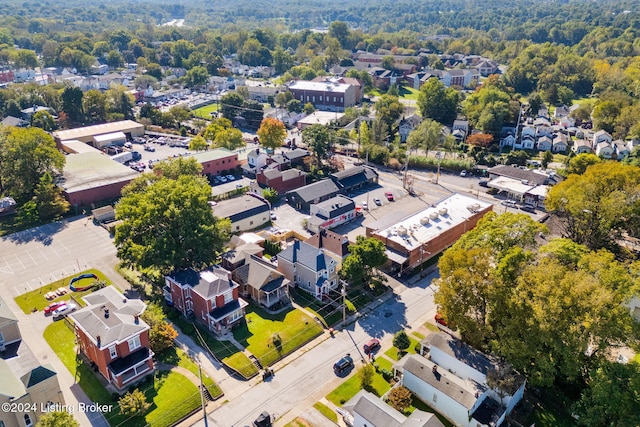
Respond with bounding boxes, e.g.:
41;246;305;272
208;298;249;336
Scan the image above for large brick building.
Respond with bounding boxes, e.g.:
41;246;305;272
367;193;493;274
287;80;359;111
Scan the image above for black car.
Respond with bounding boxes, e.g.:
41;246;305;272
520;204;536;213
333;355;354;375
479;180;489;187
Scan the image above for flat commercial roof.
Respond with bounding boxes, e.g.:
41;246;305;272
489;176;535;195
526;185;549;197
93;131;126;143
61;152;139;193
212;195;270;221
60;140;101;154
374;193;492;252
190;147;237;163
53;120;143;141
297;111;345;127
289;80;351;93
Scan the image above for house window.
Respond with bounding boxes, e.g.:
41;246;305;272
250;221;254;226
228;309;243;323
433;393;437;402
128;335;141;352
24;415;32;427
320;96;322;101
236;225;240;231
109;345;117;359
330;267;334;273
223;290;233;304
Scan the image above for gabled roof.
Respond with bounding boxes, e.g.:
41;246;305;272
0;359;26;399
234;255;289;293
284;148;311;161
279;240;334;272
488;165;549;186
167;267;235;300
286;179;340;203
331;165;378;189
222;242;263;265
70;286;148;348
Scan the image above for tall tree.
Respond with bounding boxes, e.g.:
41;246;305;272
31;110;57;132
82;89;107;124
140;302;178;353
115;159;230;275
0;127;65;202
61;86;84;123
406;119;443;155
214;128;244;150
340;236;387;289
33;172;70;220
257;117;287;152
302;123;332;166
374;94;404;131
219;92;244;122
416;78;460;125
546;162;640;250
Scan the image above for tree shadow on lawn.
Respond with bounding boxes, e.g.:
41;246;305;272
233;304;293;347
0;218;67;245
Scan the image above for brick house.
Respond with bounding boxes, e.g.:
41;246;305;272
165;267;248;335
256;168;307;195
69;286;155;391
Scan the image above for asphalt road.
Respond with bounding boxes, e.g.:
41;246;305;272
190;271;440;427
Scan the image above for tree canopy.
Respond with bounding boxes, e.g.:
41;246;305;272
340;236;387;289
416;78;459;125
115;158;230;275
257;117;287;152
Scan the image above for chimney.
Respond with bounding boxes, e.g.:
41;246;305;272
432;365;438;374
134;314;139;324
104;309;109;319
96;335;101;347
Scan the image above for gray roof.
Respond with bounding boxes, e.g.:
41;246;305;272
402;354;477;409
222;242;263;265
287;179;340;203
284;148;311;161
312;194;355;218
281;168;307;181
422;332;494;375
234;255;289;293
278;240;332;272
213;195;270;223
343;390;444;427
487;165;549;186
69;286;148;347
0;296;18;328
167;267;236;299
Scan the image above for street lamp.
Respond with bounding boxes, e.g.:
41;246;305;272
434;152;442;184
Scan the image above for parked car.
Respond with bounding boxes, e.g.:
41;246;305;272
479;180;489;187
144;144;155;152
500;200;517;207
44;301;67;315
333;354;354;375
361;201;368;210
218;176;228;183
435;313;448;327
460;170;467;177
270;212;277;220
384;192;394;201
373;197;382;206
520;204;536;213
52;303;77;318
226;174;236;181
363;338;381;355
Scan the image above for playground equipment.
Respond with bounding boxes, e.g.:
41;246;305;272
69;273;98;292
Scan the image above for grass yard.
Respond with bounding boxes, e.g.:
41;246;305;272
423;322;440;332
233;304;323;367
384;333;421;361
398;86;420;101
289;288;341;327
166;310;258;378
313;402;338;423
156;347;222;399
283;418;314;427
15;269;112;314
192;103;218;118
326;372;362;406
44;321;203;427
409;395;454;427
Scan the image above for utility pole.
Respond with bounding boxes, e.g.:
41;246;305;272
341;282;347;327
196;356;209;427
435;152;442;184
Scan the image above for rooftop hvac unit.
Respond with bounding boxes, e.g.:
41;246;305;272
439;208;448;216
472;203;481;211
397;226;408;236
420;217;430;225
430;212;439;220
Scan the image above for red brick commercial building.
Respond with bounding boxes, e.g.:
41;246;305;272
367;193;493;274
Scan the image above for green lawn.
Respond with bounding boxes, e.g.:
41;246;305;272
192;103;218;118
326;373;362;406
409;395;454;427
398;86;420;101
156;347;222;399
233;304;323;367
166;310;259;378
44;321;203;427
313;402;338;423
423;322;440;332
15;269;112;314
384;333;421;361
289;287;340;327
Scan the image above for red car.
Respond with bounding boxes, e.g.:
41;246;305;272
44;301;67;315
385;192;394;201
363;338;381;355
435;313;448;327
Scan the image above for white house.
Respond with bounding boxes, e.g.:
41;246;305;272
500;134;515;149
552;134;569;153
572;139;592;154
612;140;630;159
395;333;526;427
595;141;614;159
536;135;552;151
592;129;613;147
342;390;445;427
247;148;270;170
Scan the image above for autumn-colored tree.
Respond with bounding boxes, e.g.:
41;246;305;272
386;386;413;413
257;117;287;152
467;133;494;147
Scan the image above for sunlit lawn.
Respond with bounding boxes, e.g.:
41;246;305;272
44;320;202;427
192;103;218;118
384;333;421;361
156;347;222;398
313;402;338;423
233;304;323;367
15;269;112;314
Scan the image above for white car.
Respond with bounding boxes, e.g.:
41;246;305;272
270;212;277;220
226;175;236;181
500;200;517;208
362;201;368;210
52;303;77;318
460;170;467;177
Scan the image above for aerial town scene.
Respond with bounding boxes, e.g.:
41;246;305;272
0;0;639;426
